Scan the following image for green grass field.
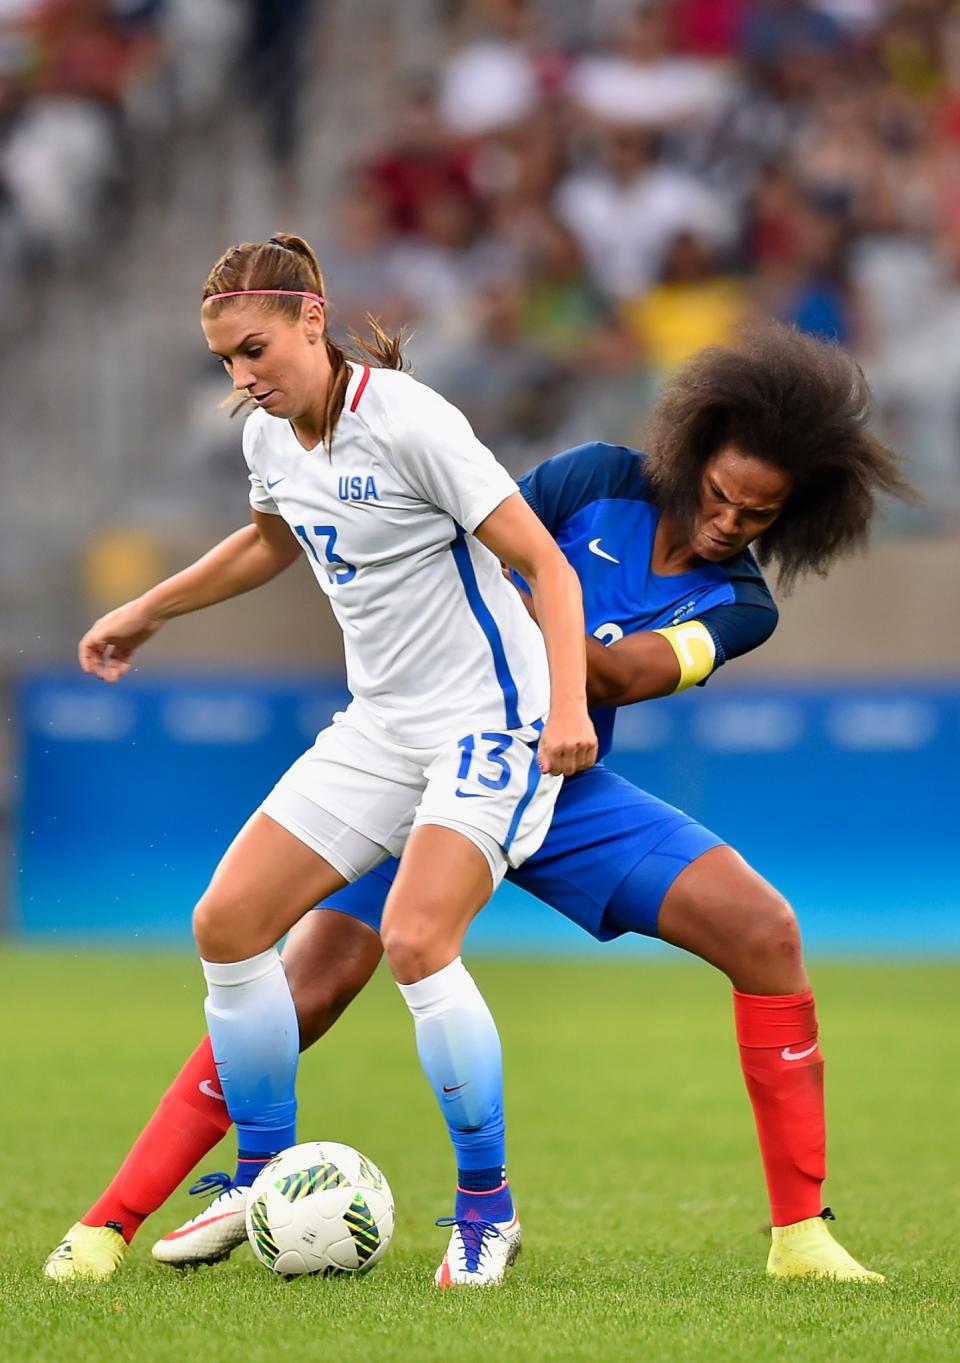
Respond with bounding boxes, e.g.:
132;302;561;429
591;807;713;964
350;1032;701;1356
1;950;957;1363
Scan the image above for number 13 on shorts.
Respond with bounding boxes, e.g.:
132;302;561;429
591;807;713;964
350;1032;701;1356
456;732;513;792
416;723;562;871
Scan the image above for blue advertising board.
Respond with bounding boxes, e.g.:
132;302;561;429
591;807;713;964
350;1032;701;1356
10;673;960;953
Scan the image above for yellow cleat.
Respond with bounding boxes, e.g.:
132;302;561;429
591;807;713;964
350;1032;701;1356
767;1209;885;1282
43;1222;126;1281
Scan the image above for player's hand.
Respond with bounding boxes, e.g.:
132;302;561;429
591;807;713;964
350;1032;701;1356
78;600;164;682
501;567;538;620
537;708;598;776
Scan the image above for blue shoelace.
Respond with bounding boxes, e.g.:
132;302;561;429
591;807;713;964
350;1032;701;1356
435;1216;506;1275
188;1171;233;1199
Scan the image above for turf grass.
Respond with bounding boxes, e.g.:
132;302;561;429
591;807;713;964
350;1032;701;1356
1;950;957;1363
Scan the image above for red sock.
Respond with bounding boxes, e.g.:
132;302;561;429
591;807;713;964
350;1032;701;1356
733;988;826;1227
82;1036;233;1243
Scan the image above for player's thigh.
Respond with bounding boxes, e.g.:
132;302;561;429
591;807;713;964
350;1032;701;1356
312;859;399;938
656;844;799;973
262;714;424;869
415;722;561;871
282;909;384;1050
198;716;424;959
195;811;349;959
511;764;720;942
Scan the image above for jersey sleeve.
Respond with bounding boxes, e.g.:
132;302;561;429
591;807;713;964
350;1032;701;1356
242;412;282;516
518;443;643;533
383;377;518;532
696;586;779;673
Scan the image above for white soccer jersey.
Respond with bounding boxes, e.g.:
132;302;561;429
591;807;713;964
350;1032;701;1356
242;363;551;746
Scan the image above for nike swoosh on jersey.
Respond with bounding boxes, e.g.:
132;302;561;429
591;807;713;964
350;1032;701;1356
442;1082;469;1094
454;790;489;799
588;538;619;564
266;476;286;490
198;1079;226;1101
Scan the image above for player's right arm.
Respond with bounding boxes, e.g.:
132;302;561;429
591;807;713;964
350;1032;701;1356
584;628;691;704
78;511;301;682
514;593;725;704
519;596;778;706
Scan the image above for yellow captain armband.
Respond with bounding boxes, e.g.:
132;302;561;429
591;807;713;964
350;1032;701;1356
652;620;717;693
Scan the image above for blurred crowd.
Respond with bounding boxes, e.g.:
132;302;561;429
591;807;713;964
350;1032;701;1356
0;0;308;305
4;0;960;519
318;0;960;512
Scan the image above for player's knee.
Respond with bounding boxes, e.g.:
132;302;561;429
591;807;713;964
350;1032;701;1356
192;891;242;960
381;919;446;984
740;888;803;972
286;958;366;1050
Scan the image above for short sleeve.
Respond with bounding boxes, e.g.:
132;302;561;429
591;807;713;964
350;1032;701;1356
381;378;518;532
519;443;644;534
697;593;779;670
242;412;282;516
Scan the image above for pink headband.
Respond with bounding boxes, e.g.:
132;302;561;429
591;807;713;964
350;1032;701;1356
204;289;325;304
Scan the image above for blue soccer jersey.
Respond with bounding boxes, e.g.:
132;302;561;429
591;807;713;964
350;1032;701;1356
517;442;779;757
317;441;779;941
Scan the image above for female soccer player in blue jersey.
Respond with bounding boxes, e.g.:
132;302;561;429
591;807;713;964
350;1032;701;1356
48;322;912;1286
45;231;597;1288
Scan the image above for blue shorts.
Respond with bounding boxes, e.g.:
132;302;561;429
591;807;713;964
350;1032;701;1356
317;763;723;943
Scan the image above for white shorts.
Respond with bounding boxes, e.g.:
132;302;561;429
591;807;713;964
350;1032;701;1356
259;704;562;887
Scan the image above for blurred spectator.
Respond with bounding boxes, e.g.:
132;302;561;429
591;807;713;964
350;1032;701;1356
422;279;571;465
468;107;564;217
746;161;806;266
672;0;751;58
741;0;850;111
877;0;947;101
437;0;564;137
866;238;960;515
621;229;747;372
392;185;516;371
554;126;732;299
241;0;311;172
751;196;854;342
367;84;476;235
741;0;847;72
0;0;156;254
790;80;885;223
318;173;408;337
569;2;735;131
515;215;612;361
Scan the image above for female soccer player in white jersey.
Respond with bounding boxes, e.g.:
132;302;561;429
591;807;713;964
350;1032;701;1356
65;232;598;1285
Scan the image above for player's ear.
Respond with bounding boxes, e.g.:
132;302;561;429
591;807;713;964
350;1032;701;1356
304;300;325;345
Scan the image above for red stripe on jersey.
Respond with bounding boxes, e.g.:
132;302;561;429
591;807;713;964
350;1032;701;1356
350;365;371;412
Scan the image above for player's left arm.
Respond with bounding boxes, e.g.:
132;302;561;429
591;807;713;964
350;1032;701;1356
475;492;598;775
585;600;779;707
387;381;597;774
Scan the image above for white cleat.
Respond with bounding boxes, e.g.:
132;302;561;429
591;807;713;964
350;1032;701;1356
151;1173;249;1268
434;1213;522;1287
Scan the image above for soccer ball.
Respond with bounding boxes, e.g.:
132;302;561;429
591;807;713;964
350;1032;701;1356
245;1141;395;1277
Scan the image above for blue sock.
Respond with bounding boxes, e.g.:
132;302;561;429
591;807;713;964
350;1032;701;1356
456;1164;514;1223
232;1153;275;1188
201;948;298;1180
397;957;513;1217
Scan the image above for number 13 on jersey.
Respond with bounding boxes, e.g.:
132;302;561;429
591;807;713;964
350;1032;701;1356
295;524;356;584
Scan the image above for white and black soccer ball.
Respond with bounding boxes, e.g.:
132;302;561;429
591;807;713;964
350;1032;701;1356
245;1141;395;1277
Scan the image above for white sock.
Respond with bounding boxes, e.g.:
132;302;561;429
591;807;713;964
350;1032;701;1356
201;947;299;1153
397;957;506;1162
